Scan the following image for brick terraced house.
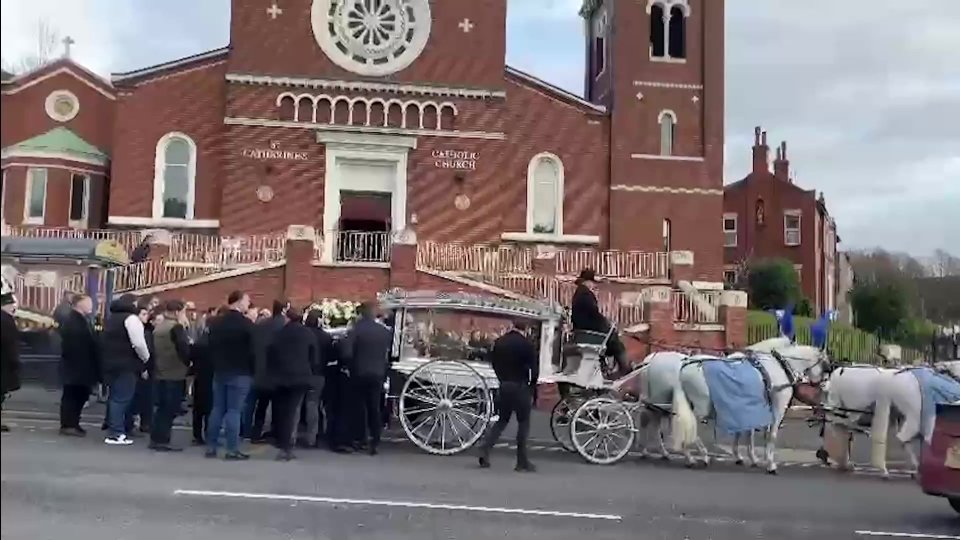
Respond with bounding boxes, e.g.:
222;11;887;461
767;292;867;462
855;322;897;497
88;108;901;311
1;0;747;353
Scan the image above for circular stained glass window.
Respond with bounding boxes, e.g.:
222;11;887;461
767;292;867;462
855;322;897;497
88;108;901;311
311;0;432;77
44;90;80;122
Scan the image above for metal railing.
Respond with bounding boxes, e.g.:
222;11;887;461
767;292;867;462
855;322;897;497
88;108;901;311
416;242;533;274
672;289;722;324
555;250;671;280
333;230;392;263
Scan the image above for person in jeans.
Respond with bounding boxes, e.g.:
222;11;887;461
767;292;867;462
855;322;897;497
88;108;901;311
339;302;392;455
205;291;256;460
58;294;101;436
266;307;317;461
100;295;150;446
301;309;332;448
149;300;191;452
478;319;539;472
189;308;218;445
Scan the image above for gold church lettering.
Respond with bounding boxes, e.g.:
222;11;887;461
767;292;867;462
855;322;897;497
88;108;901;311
431;149;479;171
240;147;309;161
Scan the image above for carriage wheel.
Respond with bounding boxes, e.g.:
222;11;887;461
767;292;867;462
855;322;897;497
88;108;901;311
398;359;493;455
571;397;635;465
550;397;578;453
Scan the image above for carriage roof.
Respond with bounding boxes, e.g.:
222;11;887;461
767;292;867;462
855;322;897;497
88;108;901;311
378;289;564;321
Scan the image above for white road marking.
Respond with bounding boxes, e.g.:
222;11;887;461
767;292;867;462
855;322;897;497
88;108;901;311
855;531;960;539
174;489;623;521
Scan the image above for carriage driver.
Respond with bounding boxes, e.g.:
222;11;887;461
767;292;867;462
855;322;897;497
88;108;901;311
571;269;629;376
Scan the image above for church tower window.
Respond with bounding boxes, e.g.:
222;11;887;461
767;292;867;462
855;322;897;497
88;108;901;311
591;9;608;78
153;132;197;220
648;0;689;61
658;110;677;156
527;152;564;235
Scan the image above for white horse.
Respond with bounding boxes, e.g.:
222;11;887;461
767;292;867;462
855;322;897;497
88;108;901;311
870;366;960;477
670;339;831;474
817;364;897;470
936;360;960;381
633;351;686;460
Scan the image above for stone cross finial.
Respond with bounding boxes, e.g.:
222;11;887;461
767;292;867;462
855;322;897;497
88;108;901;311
62;36;75;58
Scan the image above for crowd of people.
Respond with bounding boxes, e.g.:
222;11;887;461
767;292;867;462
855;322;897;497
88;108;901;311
2;287;396;462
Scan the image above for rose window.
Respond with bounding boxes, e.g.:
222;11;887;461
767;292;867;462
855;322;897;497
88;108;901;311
312;0;432;77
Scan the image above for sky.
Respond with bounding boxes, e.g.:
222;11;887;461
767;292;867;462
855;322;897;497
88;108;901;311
1;0;957;256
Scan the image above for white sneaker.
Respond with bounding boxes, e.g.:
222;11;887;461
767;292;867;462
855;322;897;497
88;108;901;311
104;434;134;446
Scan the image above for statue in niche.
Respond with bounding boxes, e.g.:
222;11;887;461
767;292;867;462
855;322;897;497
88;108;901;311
756;199;765;226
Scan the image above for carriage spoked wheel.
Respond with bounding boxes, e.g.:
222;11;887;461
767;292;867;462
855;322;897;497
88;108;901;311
570;397;635;465
398;360;493;455
550;397;579;453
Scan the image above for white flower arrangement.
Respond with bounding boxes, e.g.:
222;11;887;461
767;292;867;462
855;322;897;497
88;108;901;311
305;298;361;328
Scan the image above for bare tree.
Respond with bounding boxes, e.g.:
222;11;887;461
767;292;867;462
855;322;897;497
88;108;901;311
0;19;61;75
931;249;960;277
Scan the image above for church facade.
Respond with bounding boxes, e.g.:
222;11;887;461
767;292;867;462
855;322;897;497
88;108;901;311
1;0;725;282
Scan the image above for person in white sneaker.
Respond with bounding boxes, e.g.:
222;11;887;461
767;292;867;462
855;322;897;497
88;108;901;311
100;295;150;445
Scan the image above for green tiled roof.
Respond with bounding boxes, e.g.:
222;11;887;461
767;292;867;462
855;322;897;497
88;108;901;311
1;127;108;164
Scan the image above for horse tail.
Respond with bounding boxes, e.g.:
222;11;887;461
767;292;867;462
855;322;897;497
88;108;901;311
870;372;893;470
670;365;698;452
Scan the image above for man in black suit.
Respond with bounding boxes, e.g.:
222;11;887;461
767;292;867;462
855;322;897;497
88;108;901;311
339;301;392;455
58;294;101;436
571;268;628;375
266;307;317;461
478;319;539;472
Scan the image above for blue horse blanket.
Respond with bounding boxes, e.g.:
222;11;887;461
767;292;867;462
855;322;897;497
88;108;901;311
910;367;960;436
702;359;773;435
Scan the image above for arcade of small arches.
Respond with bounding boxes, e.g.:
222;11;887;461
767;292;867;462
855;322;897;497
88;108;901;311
276;93;459;131
647;0;689;61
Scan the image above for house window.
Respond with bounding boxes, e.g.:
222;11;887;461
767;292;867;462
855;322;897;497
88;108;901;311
659;110;677;156
527;152;564;235
723;270;737;286
723;213;738;247
69;173;89;225
25;168;47;224
154;132;197;220
784;210;802;246
648;0;689;61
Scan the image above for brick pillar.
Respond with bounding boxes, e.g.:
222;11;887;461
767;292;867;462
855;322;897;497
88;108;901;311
669;250;694;283
720;290;748;351
644;285;674;352
389;228;418;289
283;225;316;306
144;229;172;260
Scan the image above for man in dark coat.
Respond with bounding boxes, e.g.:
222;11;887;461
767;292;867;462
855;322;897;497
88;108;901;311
1;290;22;432
478;319;539;472
149;300;192;452
205;290;257;460
266;307;317;461
58;294;101;436
339;301;392;455
100;295;151;445
245;299;289;441
570;268;628;375
303;309;333;447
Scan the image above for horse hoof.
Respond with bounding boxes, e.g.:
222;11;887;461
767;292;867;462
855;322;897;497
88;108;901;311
660;455;670;462
815;448;829;465
750;462;760;469
766;469;778;475
685;462;695;469
734;459;744;466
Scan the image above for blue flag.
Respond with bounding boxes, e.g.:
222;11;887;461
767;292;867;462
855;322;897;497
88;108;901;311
811;311;832;350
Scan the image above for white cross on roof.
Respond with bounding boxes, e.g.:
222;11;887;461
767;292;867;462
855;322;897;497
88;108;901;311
62;36;75;58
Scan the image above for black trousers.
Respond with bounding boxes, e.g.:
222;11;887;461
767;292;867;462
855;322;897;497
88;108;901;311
272;386;307;452
480;381;532;466
324;372;348;448
351;376;384;449
60;384;91;429
151;380;185;446
251;389;274;439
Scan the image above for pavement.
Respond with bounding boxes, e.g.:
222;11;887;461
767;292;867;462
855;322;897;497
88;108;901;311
2;413;957;540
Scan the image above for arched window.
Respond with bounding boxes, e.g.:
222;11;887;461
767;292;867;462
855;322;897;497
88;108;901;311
153;132;197;220
526;152;564;235
659;110;677;156
649;3;666;58
662;218;672;252
668;6;686;59
648;0;689;60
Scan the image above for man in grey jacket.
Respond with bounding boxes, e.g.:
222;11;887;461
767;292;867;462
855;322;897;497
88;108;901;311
340;302;392;455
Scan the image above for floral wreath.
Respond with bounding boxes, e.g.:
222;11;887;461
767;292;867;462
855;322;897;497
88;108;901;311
304;298;360;328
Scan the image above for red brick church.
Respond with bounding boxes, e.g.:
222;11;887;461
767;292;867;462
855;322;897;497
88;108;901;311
2;0;746;352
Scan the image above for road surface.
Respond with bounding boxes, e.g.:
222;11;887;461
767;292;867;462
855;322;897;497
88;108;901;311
2;414;955;540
